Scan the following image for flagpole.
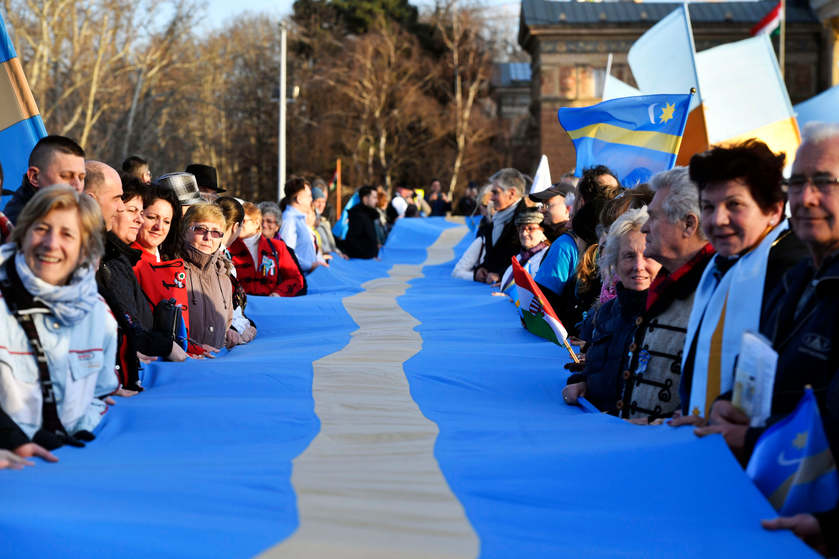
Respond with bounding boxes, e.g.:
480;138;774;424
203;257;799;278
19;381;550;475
278;21;287;202
602;52;613;98
563;339;580;364
779;0;786;80
682;3;702;103
335;158;342;217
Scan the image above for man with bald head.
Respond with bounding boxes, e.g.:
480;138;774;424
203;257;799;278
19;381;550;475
4;135;86;223
84;161;124;230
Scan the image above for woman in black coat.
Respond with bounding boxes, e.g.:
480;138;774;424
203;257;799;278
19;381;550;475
563;207;661;414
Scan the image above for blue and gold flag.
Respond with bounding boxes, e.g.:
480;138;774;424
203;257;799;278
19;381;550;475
746;387;839;516
0;11;46;202
558;93;691;185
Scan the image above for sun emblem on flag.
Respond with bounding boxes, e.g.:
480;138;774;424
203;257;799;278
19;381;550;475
659;103;676;124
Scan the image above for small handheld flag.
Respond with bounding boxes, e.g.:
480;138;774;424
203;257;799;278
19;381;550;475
511;257;578;363
557;92;691;186
746;387;839;516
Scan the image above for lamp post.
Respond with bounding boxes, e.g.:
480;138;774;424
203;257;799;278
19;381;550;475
278;21;287;202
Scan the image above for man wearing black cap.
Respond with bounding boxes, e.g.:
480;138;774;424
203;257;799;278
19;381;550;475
186;164;225;201
529;180;575;242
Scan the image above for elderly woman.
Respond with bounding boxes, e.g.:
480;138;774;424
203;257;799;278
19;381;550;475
563;207;662;414
132;183;182;262
0;185;117;452
99;181;187;392
676;140;808;423
498;207;551;293
258;201;282;240
180;203;234;351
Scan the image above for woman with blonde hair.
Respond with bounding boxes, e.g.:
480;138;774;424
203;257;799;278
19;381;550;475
0;185;117;453
180;203;234;351
563;206;661;414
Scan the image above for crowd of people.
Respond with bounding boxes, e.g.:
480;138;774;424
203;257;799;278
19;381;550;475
0;135;456;469
453;124;839;555
2;124;837;554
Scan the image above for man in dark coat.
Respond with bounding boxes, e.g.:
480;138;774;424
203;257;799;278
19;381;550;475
344;185;381;259
4;135;85;224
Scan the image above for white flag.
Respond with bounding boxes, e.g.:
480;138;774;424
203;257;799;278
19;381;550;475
529;155;551;196
628;5;701;111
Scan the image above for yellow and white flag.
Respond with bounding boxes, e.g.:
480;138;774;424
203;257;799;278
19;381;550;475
696;34;800;161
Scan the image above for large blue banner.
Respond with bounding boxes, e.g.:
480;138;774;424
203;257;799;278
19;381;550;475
0;218;815;558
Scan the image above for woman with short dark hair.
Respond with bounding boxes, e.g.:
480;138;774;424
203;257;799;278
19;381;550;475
678;139;808;422
98;180;188;391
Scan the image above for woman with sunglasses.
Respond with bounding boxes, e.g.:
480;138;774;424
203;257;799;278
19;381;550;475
180;203;233;351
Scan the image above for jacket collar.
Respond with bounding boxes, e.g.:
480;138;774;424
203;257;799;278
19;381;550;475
616;282;648;319
105;231;142;265
183;244;218;271
646;243;715;313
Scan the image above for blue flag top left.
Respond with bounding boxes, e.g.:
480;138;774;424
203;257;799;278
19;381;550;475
746;387;839;516
558;93;691;186
0;11;46;203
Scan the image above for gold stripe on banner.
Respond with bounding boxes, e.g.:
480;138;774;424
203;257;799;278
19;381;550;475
715;117;801;161
259;222;478;559
0;57;39;131
567;122;682;155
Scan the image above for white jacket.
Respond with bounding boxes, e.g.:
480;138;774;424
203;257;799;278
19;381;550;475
0;271;118;439
451;236;485;281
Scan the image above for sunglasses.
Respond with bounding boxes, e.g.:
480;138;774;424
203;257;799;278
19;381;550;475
191;224;224;239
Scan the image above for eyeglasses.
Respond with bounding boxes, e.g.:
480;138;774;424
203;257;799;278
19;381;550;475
190;224;224;239
784;174;839;194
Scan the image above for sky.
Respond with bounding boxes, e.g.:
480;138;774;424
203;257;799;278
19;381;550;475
203;0;521;28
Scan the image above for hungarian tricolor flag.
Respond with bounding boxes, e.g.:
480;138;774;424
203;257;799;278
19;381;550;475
751;1;782;37
511;257;578;361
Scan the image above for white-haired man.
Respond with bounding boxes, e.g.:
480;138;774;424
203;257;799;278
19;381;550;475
564;167;714;422
474;168;525;283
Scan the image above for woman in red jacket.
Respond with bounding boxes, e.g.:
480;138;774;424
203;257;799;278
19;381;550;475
228;202;305;297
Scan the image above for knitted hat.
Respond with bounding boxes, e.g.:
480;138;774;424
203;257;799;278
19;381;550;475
311;186;325;200
515;208;544;226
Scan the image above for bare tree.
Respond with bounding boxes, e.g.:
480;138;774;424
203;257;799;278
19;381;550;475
432;0;494;198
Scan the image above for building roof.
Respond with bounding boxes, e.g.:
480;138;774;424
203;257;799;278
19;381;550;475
521;0;819;27
494;62;532;88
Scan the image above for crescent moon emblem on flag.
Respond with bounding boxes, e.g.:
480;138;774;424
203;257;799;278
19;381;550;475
648;103;659;124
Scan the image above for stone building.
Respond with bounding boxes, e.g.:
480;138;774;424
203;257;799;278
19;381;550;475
518;0;837;177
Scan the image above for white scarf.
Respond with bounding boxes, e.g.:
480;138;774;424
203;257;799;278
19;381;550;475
0;243;99;326
682;221;789;416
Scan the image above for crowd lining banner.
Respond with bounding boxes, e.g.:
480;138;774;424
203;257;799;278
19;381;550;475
0;218;815;558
